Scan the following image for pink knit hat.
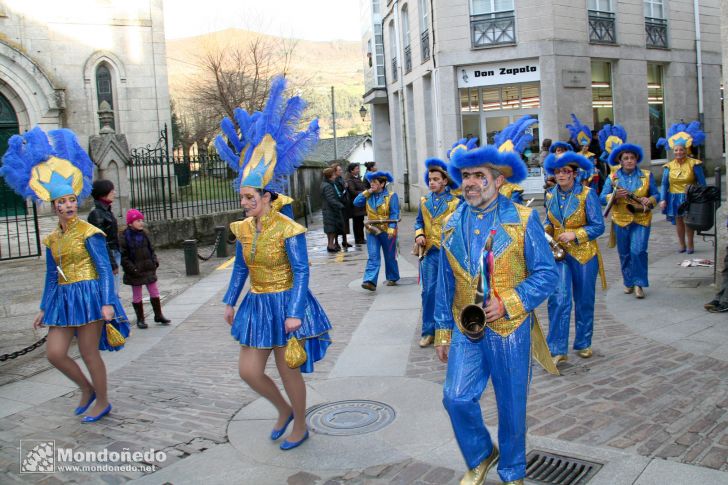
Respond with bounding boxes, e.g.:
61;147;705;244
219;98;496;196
126;208;144;225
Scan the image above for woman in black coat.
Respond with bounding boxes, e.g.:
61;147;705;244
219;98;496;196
87;180;121;295
345;163;367;244
321;167;345;252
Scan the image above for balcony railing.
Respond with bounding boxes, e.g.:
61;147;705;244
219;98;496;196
588;10;616;44
390;57;398;82
404;45;412;73
421;29;430;62
470;11;516;48
645;17;668;49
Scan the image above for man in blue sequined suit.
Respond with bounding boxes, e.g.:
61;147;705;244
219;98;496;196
543;152;605;365
434;146;558;485
414;158;461;347
354;171;400;290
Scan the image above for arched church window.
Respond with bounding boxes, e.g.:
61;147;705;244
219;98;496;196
96;64;115;130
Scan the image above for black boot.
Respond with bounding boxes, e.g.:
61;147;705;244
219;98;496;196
133;302;148;329
151;297;171;324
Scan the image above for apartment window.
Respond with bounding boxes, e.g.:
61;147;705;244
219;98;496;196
95;63;115;130
419;0;430;61
402;4;412;73
374;23;386;86
372;0;380;15
588;0;616;44
648;64;666;159
591;61;614;131
470;0;516;48
388;20;398;82
644;0;668;48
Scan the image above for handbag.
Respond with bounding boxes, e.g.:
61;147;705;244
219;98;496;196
105;321;126;348
284;337;307;369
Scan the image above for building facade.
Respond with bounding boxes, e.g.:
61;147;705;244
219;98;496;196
0;0;171;152
361;0;723;204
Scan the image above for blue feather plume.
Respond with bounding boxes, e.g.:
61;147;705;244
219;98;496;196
565;114;592;146
494;115;537;154
597;124;628;151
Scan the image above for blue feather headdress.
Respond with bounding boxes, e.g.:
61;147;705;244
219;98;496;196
608;143;644;166
447;137;479;161
214;76;319;193
597;124;627;155
565;114;592;147
549;141;573;154
423;157;457;188
544;151;594;176
494;115;537;155
656;120;705;153
0;127;94;202
365;170;394;183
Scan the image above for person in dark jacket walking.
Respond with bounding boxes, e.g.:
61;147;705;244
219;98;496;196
120;209;170;328
333;163;352;248
87;180;121;296
345;163;367;244
321;167;345;252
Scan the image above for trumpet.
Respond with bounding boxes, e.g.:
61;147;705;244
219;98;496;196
364;219;401;235
544;232;567;261
604;182;653;217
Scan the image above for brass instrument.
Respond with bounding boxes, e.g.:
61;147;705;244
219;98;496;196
364;219;401;236
544;232;567;261
459;273;489;341
604;182;653;217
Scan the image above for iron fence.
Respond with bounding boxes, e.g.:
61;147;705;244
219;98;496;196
0;184;41;261
470;11;516;48
421;30;430;62
390;57;398;82
588;10;616;44
404;45;412;73
128;125;239;222
645;17;668;49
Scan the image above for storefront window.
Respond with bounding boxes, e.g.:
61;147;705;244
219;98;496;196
591;60;613;131
647;63;666;160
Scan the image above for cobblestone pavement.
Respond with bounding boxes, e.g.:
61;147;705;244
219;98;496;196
2;205;728;483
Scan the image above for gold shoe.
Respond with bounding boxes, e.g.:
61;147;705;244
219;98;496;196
460;446;499;485
552;354;568;366
577;348;593;358
635;286;645;299
419;335;434;347
503;480;524;485
624;286;634;294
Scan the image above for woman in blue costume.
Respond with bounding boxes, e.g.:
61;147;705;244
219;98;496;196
216;77;331;451
0;127;129;423
657;121;707;254
543;151;605;366
566;114;599;190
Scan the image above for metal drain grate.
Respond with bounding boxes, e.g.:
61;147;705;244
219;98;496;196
305;400;396;436
525;450;602;485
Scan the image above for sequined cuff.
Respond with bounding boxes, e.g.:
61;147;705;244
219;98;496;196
387;227;396;237
434;329;452;346
415;229;425;238
574;228;589;244
499;288;525;320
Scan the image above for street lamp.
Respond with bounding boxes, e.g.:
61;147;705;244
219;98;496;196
359;105;368;121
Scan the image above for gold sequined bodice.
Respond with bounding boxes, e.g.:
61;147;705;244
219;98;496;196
444;204;532;337
229;211;306;293
365;190;393;232
420;195;460;251
546;188;598;264
609;169;654;227
665;158;701;194
43;217;104;285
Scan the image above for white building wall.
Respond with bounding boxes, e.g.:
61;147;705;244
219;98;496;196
0;0;171;150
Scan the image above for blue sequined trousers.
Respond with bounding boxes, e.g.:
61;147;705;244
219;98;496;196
614;223;651;288
363;232;400;285
419;247;439;337
547;254;599;355
443;322;532;481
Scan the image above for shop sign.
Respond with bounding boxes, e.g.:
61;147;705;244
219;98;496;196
458;59;540;88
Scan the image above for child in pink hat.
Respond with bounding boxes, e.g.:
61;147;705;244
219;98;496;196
120;209;170;328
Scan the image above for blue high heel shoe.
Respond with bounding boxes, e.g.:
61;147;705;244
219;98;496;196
74;392;96;416
280;430;309;451
270;414;294;440
687;249;695;255
81;403;112;423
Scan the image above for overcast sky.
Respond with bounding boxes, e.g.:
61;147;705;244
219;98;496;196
163;0;361;41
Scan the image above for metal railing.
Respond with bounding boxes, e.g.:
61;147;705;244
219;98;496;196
128;125;239;222
0;188;41;261
390;57;398;82
645;17;668;49
404;45;412;73
470;11;516;48
588;10;616;44
421;30;430;62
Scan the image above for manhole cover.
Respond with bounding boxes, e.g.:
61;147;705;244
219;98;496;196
305;400;396;436
526;450;602;484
